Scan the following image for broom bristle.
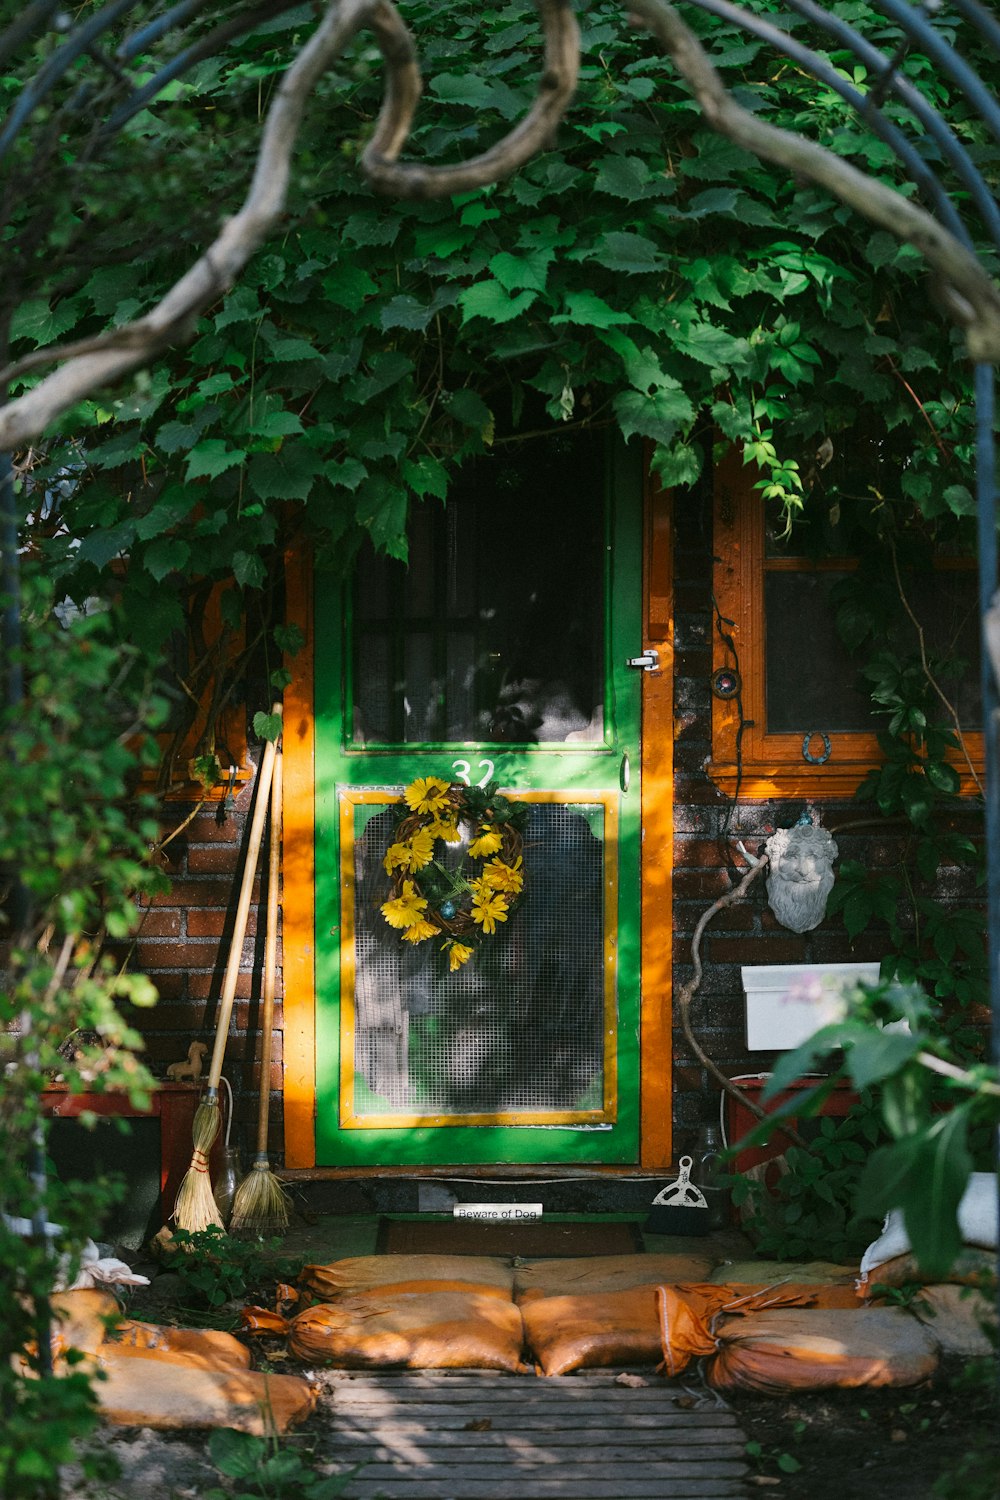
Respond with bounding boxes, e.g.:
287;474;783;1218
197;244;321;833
173;1098;224;1232
229;1156;291;1234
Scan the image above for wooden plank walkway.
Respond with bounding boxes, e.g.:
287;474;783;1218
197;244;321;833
318;1370;750;1499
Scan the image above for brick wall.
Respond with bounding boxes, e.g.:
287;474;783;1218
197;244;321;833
123;755;285;1164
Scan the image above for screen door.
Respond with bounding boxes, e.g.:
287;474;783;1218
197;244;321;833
313;431;643;1165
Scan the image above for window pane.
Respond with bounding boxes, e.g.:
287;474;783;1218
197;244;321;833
351;434;606;745
765;569;982;734
765;571;872;733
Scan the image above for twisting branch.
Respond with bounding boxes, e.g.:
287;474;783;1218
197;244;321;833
0;0;580;449
361;0;579;198
627;0;1000;364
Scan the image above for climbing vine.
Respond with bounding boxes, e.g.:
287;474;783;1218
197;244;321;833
4;1;998;784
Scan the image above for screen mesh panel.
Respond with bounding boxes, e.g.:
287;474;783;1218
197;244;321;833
349;802;607;1119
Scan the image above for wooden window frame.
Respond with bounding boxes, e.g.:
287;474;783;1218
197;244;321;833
708;446;983;800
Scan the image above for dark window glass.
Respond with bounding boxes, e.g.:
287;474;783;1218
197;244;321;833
765;568;982;734
351;433;606;745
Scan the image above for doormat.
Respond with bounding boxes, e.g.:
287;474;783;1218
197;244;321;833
376;1217;644;1257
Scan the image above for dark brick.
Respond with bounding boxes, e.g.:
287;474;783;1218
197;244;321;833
188;908;259;939
187;845;242;875
673;869;734;901
135;909;183;938
674;839;730;868
188;971;257;1001
133;939;225;971
707;935;808;965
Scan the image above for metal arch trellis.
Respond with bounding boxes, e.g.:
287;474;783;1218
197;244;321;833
0;0;998;1310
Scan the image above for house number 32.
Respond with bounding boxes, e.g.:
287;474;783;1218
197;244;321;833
452;758;495;788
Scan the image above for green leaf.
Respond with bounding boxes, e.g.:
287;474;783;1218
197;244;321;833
403;455;449;501
185;441;245;482
343;212;400;247
858;1112;972;1279
264;336;322;363
590;231;670;275
593;155;667;201
613;384;694;446
380;295;434;332
233;551;267;589
208;1428;265;1480
429;73;522;118
247;447;324;501
924;760;960;795
247;408;304;439
143;538;191;582
447;389;493;431
845;1031;922;1091
459;281;537;324
356;476;408;556
488;249;551;293
551;291;631;328
322;265;378;311
651;441;703;489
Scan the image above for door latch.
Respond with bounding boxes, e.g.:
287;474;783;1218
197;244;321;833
625;649;659;672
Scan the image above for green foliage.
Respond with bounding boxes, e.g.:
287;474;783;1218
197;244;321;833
205;1429;356;1500
5;0;996;704
166;1226;299;1310
0;568;167;1497
730;1095;885;1262
757;979;999;1277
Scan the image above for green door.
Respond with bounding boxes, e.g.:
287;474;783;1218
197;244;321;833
314;432;643;1165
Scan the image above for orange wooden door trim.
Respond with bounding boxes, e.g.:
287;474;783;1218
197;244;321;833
282;547;317;1168
639;472;673;1169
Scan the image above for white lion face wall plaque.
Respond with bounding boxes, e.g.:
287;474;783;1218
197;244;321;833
764;822;839;934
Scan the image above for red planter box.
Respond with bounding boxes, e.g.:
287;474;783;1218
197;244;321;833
726;1073;859;1174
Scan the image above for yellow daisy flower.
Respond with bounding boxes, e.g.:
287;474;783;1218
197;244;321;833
428;817;462;844
383;841;411;875
403;827;435;871
446;941;474;972
401;918;438;944
469;824;503;858
404;776;451;815
381;880;428;929
471;889;509;935
481;856;524;895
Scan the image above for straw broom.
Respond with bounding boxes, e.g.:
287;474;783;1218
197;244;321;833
173;707;282;1233
230;737;291;1233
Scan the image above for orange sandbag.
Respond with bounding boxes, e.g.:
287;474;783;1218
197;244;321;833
49;1288;121;1362
513;1253;714;1303
858;1247;997;1296
242;1307;293;1336
288;1290;527;1373
93;1348;317;1433
300;1254;515;1300
522;1287;664;1375
655;1282;851;1377
707;1307;939;1393
106;1323;251;1369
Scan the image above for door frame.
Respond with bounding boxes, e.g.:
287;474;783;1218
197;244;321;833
280;467;674;1173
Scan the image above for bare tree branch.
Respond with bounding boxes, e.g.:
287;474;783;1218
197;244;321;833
361;0;579;198
628;0;1000;364
0;0;579;450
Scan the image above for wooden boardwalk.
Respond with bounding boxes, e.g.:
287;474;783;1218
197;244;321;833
319;1370;750;1499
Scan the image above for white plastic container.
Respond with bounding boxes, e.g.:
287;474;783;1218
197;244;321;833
741;962;881;1050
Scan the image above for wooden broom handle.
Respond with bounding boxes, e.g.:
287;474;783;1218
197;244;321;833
255;741;282;1155
206;706;282;1091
